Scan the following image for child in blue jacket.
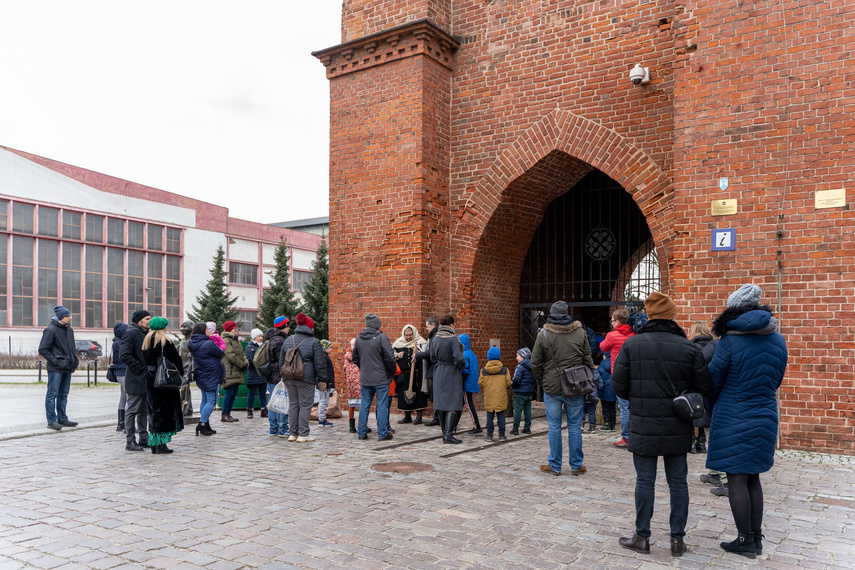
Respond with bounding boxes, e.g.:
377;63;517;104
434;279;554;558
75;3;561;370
510;348;536;435
597;351;617;432
458;334;482;434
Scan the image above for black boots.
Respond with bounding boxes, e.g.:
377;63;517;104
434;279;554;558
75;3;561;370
425;412;440;426
125;440;144;452
441;412;462;444
116;410;125;432
754;530;764;554
696;430;707;453
413;411;423;425
349;418;357;433
721;533;756;559
196;422;214;436
398;412;412;424
150;444;174;455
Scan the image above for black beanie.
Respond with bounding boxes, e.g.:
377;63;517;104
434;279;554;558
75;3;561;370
131;310;151;324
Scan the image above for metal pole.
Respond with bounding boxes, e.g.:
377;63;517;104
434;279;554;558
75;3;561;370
94;360;98;386
38;360;42;382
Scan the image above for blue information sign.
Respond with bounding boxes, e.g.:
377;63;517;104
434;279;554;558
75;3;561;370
711;229;735;251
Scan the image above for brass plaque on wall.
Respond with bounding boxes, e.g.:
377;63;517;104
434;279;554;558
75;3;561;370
711;199;737;216
815;189;846;209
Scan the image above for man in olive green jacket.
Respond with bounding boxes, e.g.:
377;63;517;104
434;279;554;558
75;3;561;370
531;300;594;476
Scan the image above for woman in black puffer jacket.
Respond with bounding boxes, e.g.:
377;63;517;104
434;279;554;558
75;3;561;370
188;322;224;436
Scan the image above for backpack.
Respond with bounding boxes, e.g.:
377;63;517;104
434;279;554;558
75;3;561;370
253;340;274;376
280;337;308;380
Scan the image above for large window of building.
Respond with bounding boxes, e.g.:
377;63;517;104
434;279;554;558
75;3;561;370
12;236;34;326
293;270;313;291
13;203;34;234
229;262;257;286
85;245;103;328
37;240;59;326
62;243;81;321
38;207;59;237
62;211;81;240
2;200;186;328
107;248;124;326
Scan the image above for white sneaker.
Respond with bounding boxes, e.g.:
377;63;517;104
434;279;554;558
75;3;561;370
296;436;316;443
288;435;297;442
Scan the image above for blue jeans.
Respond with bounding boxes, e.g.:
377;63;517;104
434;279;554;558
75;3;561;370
246;384;267;410
222;384;239;414
486;410;505;435
358;384;389;439
544;393;584;472
633;453;689;539
617;396;630;438
45;371;72;423
199;389;217;423
584;401;597;425
267;383;289;434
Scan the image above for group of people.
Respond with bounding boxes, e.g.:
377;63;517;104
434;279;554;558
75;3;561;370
39;282;787;559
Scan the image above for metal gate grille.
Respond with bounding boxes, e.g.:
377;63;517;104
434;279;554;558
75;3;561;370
518;170;660;348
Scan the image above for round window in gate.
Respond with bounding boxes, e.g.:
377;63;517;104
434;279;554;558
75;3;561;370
585;227;616;260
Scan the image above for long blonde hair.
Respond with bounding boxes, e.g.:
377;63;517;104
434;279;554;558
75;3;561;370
142;329;168;350
688;322;712;339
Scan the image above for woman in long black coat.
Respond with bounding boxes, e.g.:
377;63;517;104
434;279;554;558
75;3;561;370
429;315;465;444
142;316;184;454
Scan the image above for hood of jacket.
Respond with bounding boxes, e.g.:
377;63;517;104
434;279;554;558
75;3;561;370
637;319;687;338
222;331;239;341
615;323;634;336
113;322;128;339
484;360;505;374
542;321;583;334
358;327;381;340
264;327;288;341
188;334;212;353
725;309;776;335
458;334;471;350
293;324;316;338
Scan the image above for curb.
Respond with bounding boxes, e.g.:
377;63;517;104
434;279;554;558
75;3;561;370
0;416;200;442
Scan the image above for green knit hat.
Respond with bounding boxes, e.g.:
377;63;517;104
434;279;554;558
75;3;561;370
148;316;169;331
320;339;332;350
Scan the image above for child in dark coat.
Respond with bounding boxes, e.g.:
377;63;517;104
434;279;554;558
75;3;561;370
597;352;617;432
510;348;535;435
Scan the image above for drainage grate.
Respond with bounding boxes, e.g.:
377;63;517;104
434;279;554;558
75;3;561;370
371;462;434;474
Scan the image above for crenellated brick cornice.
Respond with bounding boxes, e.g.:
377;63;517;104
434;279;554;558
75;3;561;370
312;18;460;79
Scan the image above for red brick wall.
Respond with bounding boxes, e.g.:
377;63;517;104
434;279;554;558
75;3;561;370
325;1;855;454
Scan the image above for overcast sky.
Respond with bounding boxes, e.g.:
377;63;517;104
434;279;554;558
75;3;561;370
0;1;342;224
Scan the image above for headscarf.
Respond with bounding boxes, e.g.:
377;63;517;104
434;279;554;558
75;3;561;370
393;324;425;349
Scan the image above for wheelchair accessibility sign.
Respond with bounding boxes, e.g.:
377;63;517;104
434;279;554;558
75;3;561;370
711;229;735;251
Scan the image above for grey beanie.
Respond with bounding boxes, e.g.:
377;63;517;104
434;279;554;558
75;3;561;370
550;300;569;317
54;306;71;320
727;284;762;310
365;313;382;329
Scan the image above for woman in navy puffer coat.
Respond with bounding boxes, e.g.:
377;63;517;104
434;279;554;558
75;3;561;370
188;323;225;435
706;285;787;559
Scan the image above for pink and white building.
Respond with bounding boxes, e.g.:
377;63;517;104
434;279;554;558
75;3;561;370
0;145;323;352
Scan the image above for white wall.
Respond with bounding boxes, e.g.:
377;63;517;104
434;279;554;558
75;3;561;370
262;243;276;266
0;148;196;226
183;229;228;320
229;239;259;263
292;248;316;271
230;286;259;310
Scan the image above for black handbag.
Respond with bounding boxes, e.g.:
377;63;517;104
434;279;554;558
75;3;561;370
154;354;183;390
643;336;705;422
106;364;119;383
541;331;595;398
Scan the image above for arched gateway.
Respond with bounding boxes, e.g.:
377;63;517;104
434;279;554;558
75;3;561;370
316;1;855;455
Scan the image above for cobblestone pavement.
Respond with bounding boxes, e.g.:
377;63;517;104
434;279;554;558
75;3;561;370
1;403;853;569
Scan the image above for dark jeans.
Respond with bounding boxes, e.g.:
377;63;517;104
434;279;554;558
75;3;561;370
584;401;597;425
222;384;239;414
246;384;267;410
464;391;481;430
45;371;72;423
601;400;616;428
486;410;505;435
513;394;532;430
633;453;689;539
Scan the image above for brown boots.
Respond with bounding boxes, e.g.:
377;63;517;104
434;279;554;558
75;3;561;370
221;413;239;422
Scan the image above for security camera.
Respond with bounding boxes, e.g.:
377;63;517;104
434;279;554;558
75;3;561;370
629;64;650;85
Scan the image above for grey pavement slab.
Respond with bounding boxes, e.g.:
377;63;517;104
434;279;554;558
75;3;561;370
0;403;853;568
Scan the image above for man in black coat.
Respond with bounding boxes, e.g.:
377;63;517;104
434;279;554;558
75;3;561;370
38;306;80;430
119;310;152;451
413;316;439;425
612;292;711;558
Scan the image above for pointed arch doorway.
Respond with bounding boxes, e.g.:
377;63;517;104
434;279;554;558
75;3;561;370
518;169;661;349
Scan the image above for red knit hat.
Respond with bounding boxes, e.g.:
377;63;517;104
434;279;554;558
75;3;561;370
222;321;238;332
305;317;315;330
295;313;308;326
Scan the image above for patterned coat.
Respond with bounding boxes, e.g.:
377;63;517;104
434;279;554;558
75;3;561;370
342;348;362;401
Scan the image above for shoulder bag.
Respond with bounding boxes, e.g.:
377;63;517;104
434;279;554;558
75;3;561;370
643;336;705;422
541;331;594;397
154;353;183;390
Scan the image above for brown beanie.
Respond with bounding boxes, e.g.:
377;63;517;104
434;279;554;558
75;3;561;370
645;292;678;321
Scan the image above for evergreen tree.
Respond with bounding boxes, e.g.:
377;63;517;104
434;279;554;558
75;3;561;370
257;238;300;330
187;245;240;326
300;235;329;340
